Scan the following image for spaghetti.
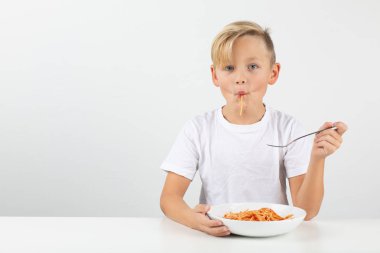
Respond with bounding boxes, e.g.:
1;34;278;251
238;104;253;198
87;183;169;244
224;208;294;221
239;95;244;116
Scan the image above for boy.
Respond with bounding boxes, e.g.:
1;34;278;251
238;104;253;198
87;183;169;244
160;21;347;237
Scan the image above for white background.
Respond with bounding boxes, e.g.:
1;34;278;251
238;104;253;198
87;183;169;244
0;0;379;218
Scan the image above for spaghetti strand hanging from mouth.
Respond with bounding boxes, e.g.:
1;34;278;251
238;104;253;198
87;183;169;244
239;95;243;116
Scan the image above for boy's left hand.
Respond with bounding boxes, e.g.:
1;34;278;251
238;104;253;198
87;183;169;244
312;121;348;160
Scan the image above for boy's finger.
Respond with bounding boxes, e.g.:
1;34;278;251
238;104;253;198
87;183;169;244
193;204;210;214
315;135;341;147
316;129;342;142
196;212;223;226
203;218;223;227
316;140;338;153
318;122;334;131
334;121;348;135
202;225;230;237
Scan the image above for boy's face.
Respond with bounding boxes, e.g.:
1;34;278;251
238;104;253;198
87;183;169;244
211;35;280;108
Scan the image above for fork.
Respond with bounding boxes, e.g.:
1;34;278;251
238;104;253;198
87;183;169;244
267;126;338;148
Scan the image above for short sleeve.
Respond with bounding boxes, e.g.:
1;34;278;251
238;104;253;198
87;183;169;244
284;120;312;178
160;120;199;181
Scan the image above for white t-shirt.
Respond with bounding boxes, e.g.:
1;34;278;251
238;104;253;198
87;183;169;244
160;105;312;205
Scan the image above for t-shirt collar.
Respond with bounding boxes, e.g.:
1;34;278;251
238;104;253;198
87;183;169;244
217;104;270;133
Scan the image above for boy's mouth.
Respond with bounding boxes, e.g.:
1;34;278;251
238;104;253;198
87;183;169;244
236;91;248;96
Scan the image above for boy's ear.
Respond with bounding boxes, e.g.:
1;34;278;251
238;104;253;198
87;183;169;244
268;63;281;86
210;64;220;87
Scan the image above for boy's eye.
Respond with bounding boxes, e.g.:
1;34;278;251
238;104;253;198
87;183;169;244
248;64;258;70
224;65;234;71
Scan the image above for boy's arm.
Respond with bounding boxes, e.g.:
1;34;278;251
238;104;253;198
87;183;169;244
289;158;325;221
160;172;194;227
289;122;347;221
160;171;230;236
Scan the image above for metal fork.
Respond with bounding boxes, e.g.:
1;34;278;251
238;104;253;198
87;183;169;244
267;126;337;148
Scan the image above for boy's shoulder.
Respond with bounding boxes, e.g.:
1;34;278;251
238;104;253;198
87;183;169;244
184;108;219;130
268;106;306;133
268;106;298;123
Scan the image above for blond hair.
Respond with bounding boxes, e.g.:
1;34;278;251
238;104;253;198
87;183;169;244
211;21;276;68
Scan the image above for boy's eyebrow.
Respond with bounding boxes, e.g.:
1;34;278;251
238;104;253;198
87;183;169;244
224;57;262;66
245;57;260;61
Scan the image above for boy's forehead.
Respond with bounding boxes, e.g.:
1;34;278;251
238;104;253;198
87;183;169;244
230;52;269;63
230;35;270;62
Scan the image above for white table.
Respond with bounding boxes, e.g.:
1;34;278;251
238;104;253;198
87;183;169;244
0;217;378;253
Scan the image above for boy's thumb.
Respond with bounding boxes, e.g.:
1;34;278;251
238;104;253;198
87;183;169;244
194;204;210;214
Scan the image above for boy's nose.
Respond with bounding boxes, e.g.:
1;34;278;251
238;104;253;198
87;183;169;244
235;72;247;84
235;80;246;84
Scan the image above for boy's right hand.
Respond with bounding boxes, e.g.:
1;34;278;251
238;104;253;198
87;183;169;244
191;204;230;237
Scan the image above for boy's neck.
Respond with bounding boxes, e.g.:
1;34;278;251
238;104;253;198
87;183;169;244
222;103;266;125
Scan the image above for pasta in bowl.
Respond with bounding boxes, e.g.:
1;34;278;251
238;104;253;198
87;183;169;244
207;202;306;237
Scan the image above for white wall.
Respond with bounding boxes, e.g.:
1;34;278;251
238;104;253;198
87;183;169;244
0;0;379;218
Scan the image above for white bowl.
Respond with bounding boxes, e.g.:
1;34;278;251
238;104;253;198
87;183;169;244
208;202;306;237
